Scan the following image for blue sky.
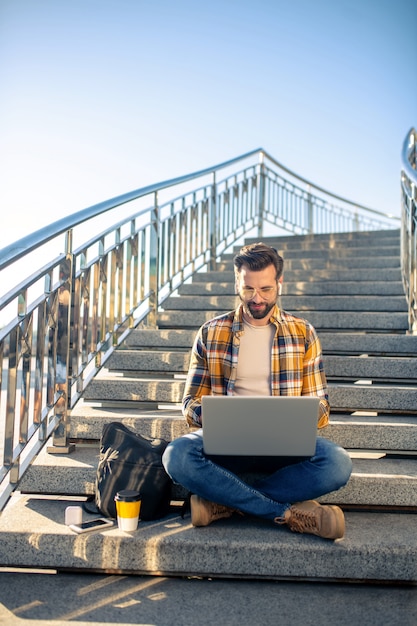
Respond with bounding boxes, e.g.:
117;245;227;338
1;0;416;248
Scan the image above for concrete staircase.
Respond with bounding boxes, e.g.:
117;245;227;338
1;229;417;583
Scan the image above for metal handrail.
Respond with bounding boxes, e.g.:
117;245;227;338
0;149;261;271
262;151;399;219
0;147;401;509
0;149;398;272
401;127;417;333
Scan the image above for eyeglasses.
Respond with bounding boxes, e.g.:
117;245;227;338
239;286;277;300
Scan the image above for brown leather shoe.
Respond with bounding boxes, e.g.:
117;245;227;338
191;495;235;527
275;500;345;539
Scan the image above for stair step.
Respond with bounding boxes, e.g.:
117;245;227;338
82;375;417;413
109;350;190;373
0;494;414;582
107;351;416;383
329;384;417;413
157;310;409;331
221;256;401;270
241;229;400;248
69;405;185;440
198;268;402;282
324;355;417;382
223;247;400;260
327;415;417;451
179;281;405;296
232;233;400;248
320;332;417;356
67;406;417;451
17;443;417;508
124;329;417;357
125;328;197;349
163;295;407;313
83;375;186;403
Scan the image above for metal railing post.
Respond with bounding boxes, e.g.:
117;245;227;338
354;210;360;231
401;128;417;335
307;185;314;233
148;191;159;328
209;171;217;270
410;183;417;334
257;152;265;237
47;229;75;454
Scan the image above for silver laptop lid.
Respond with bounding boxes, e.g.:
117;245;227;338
202;395;320;457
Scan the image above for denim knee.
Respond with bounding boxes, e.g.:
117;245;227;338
338;447;353;486
325;440;353;490
162;440;178;481
162;435;196;484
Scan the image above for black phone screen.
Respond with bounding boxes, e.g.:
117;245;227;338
78;519;109;529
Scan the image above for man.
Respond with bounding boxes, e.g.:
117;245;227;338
162;242;352;540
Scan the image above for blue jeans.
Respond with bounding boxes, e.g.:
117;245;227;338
162;429;353;520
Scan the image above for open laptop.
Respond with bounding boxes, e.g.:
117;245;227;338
202;395;320;457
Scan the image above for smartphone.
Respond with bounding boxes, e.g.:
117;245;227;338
69;518;114;534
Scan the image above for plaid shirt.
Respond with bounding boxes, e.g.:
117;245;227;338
183;303;329;429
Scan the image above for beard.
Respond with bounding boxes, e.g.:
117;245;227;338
239;296;276;321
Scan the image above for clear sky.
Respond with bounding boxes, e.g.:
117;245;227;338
1;0;416;249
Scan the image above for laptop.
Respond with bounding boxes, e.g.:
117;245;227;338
202;395;320;457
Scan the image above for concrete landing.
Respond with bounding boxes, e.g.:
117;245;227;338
0;494;416;583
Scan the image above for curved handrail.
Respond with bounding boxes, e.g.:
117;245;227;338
0;148;261;270
0;147;399;271
262;149;400;219
401;127;417;179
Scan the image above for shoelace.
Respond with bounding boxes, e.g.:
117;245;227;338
286;509;319;533
211;503;232;517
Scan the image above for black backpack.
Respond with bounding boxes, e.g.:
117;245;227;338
95;421;173;521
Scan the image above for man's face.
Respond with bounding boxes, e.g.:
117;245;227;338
236;264;281;325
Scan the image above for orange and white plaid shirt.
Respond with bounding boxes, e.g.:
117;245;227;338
183;303;329;429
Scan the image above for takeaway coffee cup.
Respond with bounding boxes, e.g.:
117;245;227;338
114;490;141;531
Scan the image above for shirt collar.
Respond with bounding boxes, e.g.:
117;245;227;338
233;303;283;334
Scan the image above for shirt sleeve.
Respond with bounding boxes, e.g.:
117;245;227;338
182;326;212;427
303;325;330;428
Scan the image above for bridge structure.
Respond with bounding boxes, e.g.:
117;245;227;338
0;128;416;584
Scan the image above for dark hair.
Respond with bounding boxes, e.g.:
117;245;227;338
233;242;284;279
